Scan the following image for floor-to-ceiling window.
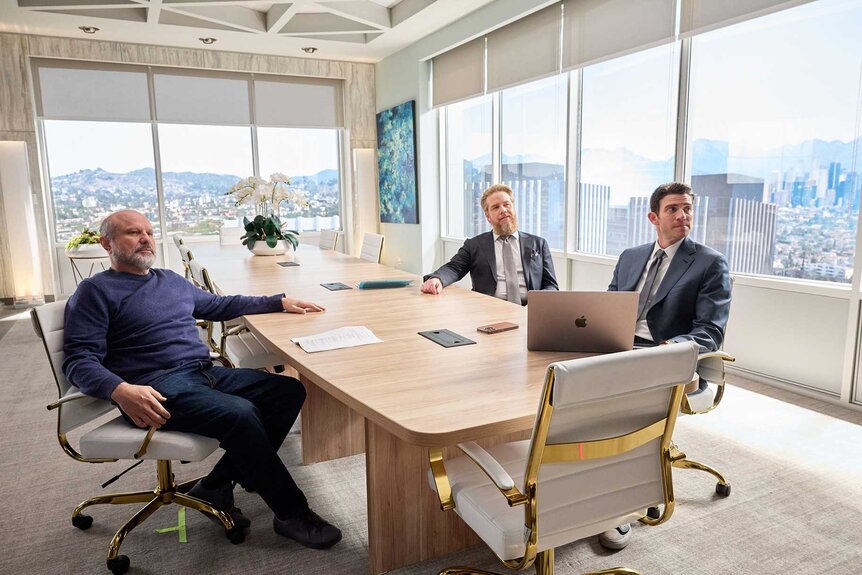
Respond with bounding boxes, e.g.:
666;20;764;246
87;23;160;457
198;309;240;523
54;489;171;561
579;44;680;256
443;95;493;239
685;0;862;283
501;75;568;250
438;0;862;288
34;61;346;255
43;120;158;240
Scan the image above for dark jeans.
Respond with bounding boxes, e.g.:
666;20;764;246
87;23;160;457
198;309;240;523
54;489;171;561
133;361;308;518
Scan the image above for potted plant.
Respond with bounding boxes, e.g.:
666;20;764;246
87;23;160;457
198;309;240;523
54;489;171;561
64;227;105;257
227;174;306;256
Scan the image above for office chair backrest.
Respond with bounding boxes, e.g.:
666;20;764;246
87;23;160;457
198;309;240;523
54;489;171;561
319;229;339;251
523;342;698;549
360;232;384;263
172;234;184;249
179;245;194;265
188;259;209;291
32;301;116;435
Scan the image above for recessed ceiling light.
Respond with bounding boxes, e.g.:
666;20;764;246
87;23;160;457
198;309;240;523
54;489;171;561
78;26;99;34
301;47;317;54
199;37;217;45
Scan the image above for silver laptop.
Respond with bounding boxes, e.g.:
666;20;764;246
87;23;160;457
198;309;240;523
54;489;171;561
527;291;638;353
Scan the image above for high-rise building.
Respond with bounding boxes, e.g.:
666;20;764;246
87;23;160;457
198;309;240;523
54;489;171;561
577;183;610;254
692;173;777;275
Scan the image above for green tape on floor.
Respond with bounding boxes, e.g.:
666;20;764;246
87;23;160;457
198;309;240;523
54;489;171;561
155;507;187;543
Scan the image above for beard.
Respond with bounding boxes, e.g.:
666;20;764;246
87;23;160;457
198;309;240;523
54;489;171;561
113;245;155;272
492;214;518;236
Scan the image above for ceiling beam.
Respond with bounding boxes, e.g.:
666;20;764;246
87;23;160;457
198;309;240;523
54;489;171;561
163;4;266;32
318;1;390;30
266;3;298;34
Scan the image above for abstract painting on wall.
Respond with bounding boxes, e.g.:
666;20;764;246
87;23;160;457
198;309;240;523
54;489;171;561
376;100;418;224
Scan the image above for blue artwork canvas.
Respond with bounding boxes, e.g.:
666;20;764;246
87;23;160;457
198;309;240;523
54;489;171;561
376;100;418;224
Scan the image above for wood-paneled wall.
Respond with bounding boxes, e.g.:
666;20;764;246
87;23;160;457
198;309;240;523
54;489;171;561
0;32;376;300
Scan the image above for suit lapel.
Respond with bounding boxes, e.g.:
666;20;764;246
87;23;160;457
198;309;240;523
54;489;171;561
479;232;497;279
651;237;696;308
623;244;653;291
519;233;534;290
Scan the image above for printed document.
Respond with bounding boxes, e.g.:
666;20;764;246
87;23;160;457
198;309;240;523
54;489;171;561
291;326;382;353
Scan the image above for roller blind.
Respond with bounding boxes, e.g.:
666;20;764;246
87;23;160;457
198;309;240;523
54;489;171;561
154;73;250;124
680;0;815;37
37;66;150;121
254;78;343;128
562;0;676;71
431;37;485;108
486;3;562;93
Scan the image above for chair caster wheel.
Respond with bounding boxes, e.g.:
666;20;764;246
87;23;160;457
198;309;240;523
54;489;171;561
716;482;731;496
107;555;130;575
226;526;246;544
646;506;661;519
72;514;93;530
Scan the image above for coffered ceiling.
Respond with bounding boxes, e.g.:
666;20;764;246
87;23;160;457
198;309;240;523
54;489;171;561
0;0;495;62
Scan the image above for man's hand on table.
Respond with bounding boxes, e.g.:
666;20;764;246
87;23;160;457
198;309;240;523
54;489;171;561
282;297;325;314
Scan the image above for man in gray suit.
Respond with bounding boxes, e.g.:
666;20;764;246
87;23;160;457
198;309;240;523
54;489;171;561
420;184;558;304
601;181;732;551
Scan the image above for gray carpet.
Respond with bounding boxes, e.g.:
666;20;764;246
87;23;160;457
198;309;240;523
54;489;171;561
3;316;862;575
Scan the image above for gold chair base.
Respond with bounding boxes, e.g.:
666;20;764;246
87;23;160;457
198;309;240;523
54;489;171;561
670;445;728;486
72;460;235;562
438;549;639;575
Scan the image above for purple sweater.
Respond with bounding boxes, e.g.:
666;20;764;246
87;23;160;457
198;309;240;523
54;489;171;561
63;268;284;400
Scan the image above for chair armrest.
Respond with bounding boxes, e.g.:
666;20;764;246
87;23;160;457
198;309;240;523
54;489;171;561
457;442;515;490
429;447;454;511
698;351;735;363
47;391;91;411
684;351;736;414
457;442;528;507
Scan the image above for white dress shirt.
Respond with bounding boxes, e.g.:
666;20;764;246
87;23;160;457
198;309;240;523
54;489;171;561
492;231;526;304
634;239;683;341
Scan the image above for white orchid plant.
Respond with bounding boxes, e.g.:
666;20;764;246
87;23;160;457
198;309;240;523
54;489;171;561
227;173;308;250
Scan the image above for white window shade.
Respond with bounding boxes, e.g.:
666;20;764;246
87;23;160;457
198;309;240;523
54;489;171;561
254;79;343;128
562;0;676;71
680;0;815;37
37;66;150;121
486;3;562;94
431;37;485;108
154;74;250;124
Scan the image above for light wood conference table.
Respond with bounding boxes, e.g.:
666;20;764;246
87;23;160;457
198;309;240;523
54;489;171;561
195;244;586;573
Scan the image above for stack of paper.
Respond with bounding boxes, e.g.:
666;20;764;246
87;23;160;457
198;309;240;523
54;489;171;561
291;326;383;353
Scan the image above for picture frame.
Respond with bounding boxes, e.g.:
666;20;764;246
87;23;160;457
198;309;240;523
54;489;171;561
376;100;418;224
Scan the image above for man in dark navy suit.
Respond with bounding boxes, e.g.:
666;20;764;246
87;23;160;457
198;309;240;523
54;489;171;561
601;181;732;551
420;184;558;304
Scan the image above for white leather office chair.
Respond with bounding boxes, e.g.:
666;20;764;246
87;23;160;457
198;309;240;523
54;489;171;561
32;301;245;575
428;342;699;575
319;229;339;251
359;232;384;263
187;259;284;371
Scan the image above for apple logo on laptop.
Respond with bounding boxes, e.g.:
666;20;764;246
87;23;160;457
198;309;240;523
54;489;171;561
575;315;587;328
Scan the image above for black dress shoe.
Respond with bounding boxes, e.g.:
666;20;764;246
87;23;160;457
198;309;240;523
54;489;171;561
273;507;342;549
188;481;252;530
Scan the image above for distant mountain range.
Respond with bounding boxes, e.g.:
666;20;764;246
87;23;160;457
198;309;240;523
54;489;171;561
468;137;862;182
51;167;339;192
